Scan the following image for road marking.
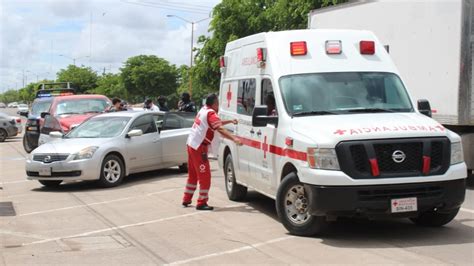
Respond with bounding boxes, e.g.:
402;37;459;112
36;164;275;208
19;188;181;216
0;157;25;161
0;180;29;184
0;229;49;240
21;204;244;247
460;208;474;214
166;236;295;265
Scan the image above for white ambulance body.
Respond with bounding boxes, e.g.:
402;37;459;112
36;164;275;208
218;29;467;236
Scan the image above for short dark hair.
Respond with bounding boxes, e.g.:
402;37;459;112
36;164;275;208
145;98;152;105
112;97;121;105
181;92;190;101
205;93;218;106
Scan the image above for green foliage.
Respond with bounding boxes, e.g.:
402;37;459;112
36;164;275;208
0;90;20;104
89;73;128;100
121;55;178;103
56;65;99;93
192;0;347;97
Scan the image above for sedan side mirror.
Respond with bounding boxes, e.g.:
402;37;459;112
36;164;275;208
252;105;278;127
49;131;63;138
127;129;143;138
417;99;432;117
40;112;50;119
19;110;29;117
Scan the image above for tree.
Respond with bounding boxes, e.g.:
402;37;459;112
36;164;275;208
89;73;128;100
192;0;347;97
121;55;178;103
0;90;20;104
56;65;99;93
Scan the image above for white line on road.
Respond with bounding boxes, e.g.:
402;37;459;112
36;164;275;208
0;229;49;240
21;204;244;247
166;236;295;265
19;188;181;216
460;207;474;214
1;180;29;184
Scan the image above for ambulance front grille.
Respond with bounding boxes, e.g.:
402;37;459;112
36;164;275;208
336;138;450;179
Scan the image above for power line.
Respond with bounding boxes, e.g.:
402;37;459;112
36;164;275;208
120;0;211;15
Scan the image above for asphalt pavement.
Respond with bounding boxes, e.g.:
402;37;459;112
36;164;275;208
0;107;473;265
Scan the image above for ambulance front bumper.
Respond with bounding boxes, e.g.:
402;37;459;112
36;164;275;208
304;178;466;217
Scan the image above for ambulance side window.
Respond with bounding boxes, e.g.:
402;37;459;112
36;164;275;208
261;79;277;116
237;79;256;116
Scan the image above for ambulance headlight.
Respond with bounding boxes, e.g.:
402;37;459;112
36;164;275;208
450;142;464;165
307;148;340;170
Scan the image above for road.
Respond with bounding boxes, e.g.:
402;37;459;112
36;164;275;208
1;108;473;265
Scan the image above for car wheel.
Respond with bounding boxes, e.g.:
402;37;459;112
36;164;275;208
179;163;188;173
276;172;327;236
99;154;125;187
410;208;460;227
38;180;62;187
0;129;7;142
23;134;34;153
224;153;247;201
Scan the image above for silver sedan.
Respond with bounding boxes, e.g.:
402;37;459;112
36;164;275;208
25;111;190;187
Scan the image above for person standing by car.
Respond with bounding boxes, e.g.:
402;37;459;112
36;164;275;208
157;96;169;111
108;98;123;112
144;98;160;111
178;92;196;112
182;93;241;211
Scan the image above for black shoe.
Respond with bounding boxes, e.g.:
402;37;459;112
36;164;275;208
182;202;191;207
196;204;214;211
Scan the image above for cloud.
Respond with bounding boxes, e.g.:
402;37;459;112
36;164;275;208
0;0;219;92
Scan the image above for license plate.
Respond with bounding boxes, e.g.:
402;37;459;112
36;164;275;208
391;197;417;213
39;167;51;176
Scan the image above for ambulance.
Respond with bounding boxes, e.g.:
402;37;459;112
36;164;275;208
217;29;467;236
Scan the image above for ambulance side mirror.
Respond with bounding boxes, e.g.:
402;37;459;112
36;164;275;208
417;99;432;117
252;106;278;127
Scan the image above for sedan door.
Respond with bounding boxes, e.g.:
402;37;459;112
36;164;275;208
125;114;161;172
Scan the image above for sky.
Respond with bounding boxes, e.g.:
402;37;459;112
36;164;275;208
0;0;220;92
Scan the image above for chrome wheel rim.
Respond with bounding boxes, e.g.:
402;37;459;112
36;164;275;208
226;162;233;191
103;159;121;183
285;184;310;225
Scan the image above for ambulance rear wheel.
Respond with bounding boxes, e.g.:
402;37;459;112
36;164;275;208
276;172;327;236
224;153;247;201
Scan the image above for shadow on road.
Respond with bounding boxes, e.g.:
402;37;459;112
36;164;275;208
30;167;187;193
221;191;474;248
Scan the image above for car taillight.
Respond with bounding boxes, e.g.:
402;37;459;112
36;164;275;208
16;118;21;124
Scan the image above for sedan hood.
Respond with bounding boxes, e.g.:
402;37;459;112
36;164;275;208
291;113;448;146
32;138;111;154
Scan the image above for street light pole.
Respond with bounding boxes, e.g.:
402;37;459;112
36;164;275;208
167;15;210;98
59;54;90;66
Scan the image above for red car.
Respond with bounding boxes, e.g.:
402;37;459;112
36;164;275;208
38;94;111;145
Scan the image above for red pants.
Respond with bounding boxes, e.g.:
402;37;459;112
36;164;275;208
182;144;211;206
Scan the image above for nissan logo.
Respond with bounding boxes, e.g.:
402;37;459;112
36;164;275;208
43;156;52;163
392;150;406;163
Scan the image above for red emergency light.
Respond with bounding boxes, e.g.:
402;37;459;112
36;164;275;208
257;48;266;62
290;41;307;56
360;40;375;55
325;40;342;54
219;56;226;67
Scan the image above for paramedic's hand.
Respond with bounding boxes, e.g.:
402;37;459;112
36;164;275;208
232;119;238;125
234;138;243;146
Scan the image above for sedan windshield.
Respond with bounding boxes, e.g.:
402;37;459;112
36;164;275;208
279;72;414;116
66;117;130;138
56;99;109;115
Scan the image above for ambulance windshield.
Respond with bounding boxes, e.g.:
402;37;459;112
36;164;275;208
279;72;414;116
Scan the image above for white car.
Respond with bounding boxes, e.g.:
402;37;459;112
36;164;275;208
26;111;190;187
17;103;28;113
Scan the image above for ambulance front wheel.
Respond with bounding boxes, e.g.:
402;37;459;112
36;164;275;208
224;153;247;201
276;172;327;236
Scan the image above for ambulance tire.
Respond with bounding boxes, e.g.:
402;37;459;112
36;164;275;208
276;172;327;236
410;208;460;227
224;153;247;201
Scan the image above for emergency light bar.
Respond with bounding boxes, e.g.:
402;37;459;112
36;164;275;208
290;41;307;56
360;40;375;54
325;40;342;54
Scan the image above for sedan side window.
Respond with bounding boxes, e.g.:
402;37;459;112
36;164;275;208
130;115;157;134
